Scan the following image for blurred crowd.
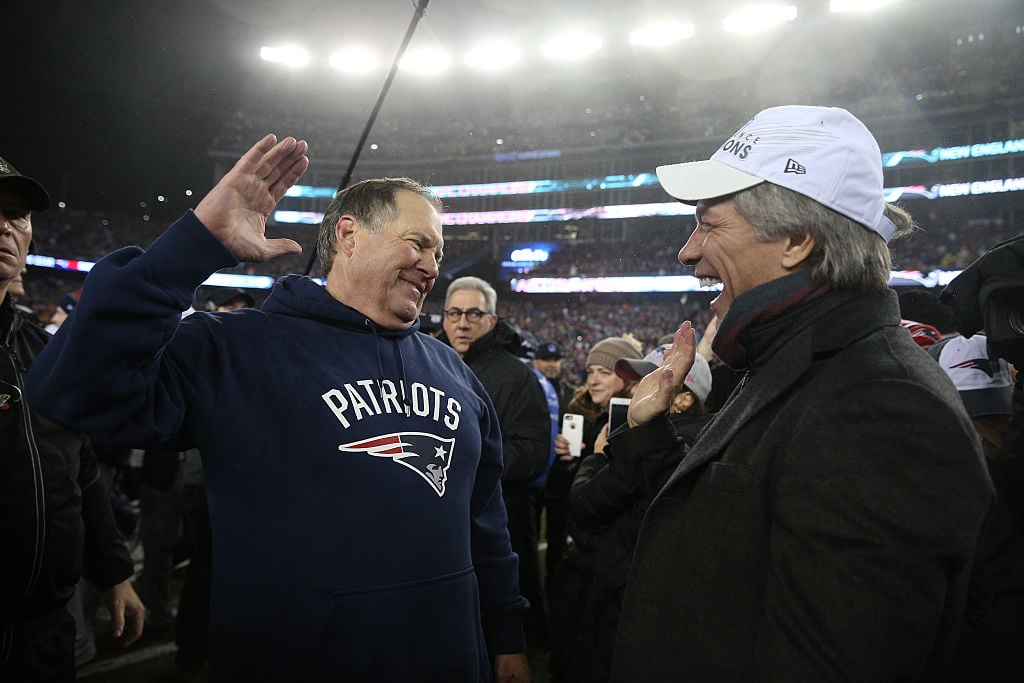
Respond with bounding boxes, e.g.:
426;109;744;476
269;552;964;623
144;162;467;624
211;34;1023;162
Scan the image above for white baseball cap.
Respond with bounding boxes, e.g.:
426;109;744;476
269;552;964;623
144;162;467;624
615;344;713;403
656;105;897;242
936;334;1013;417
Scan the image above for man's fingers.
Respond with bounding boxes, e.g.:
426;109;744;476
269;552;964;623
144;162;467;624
264;238;303;258
257;137;307;185
269;152;310;201
232;134;279;175
120;609;145;647
110;601;125;638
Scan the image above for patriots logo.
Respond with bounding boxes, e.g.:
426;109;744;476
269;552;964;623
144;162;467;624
950;358;998;377
338;432;455;497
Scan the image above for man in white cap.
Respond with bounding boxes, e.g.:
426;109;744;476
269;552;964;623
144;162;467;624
608;106;993;681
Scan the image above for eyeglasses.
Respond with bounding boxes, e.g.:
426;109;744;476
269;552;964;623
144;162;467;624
443;307;491;323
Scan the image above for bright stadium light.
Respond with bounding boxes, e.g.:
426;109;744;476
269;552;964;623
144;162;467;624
329;47;378;74
464;41;522;71
400;47;452;75
541;31;603;61
259;45;311;68
830;0;896;12
723;4;798;35
629;20;696;47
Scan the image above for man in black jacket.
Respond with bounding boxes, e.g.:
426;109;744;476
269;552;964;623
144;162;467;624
441;275;552;649
609;106;993;681
1;155;143;680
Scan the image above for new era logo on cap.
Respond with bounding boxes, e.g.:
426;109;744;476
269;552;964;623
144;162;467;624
784;159;806;174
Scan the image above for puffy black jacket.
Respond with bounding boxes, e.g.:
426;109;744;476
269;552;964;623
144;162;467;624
0;296;132;664
442;321;551;486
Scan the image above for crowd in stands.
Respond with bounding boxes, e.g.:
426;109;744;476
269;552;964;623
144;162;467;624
211;27;1023;163
488;296;715;385
21;195;1022;367
18;17;1024;388
26;202;1021;290
524;240;692;278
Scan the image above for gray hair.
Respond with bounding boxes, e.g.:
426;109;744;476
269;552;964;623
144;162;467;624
445;276;497;314
731;182;916;292
316;177;442;274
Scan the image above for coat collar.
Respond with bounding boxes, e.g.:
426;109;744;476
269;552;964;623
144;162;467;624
666;287;899;486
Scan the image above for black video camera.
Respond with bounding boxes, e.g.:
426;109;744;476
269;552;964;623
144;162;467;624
941;233;1024;367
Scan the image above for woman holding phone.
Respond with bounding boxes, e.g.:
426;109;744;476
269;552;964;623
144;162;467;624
546;335;643;682
565;326;717;683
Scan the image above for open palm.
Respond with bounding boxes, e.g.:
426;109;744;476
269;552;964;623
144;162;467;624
628;321;697;427
194;134;310;263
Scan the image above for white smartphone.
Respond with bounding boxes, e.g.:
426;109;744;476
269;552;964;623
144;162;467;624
562;413;584;457
608;397;631;434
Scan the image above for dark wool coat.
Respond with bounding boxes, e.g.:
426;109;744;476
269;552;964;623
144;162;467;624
610;285;993;682
1;296;133;669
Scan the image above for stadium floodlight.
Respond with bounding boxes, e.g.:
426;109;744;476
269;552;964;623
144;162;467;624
399;47;453;75
329;47;378;74
830;0;896;13
464;41;522;71
629;20;696;47
541;31;603;61
259;45;311;68
722;4;798;35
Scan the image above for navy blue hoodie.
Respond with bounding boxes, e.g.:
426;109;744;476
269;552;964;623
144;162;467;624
26;212;526;681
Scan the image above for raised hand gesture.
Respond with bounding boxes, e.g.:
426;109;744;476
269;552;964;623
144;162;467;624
627;321;697;427
194;134;310;263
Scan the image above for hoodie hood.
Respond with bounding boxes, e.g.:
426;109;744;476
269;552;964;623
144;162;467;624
261;275;422;416
262;275;421;339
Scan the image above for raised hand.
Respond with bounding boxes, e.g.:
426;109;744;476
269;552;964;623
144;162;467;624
194;134;310;263
697;315;719;361
627;321;697;427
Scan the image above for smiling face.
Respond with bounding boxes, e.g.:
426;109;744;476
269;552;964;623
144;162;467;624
678;197;793;319
586;364;627;411
0;188;33;300
442;288;497;356
326;190;444;330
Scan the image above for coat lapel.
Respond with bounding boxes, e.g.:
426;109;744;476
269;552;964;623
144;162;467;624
662;330;815;489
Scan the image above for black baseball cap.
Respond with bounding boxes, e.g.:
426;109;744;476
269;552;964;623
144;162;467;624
0;155;50;212
535;342;563;359
210;288;255;309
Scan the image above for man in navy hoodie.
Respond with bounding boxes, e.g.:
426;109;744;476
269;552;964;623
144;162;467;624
26;136;530;681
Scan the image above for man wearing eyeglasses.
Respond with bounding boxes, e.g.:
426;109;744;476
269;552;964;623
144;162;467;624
441;276;553;651
1;155;144;681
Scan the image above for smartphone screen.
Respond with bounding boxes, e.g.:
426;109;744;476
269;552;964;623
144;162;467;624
608;397;630;434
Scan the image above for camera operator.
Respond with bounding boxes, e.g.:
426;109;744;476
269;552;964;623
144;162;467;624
942;232;1024;469
941;233;1024;679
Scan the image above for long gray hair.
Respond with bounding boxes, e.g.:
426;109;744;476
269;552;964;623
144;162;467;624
731;182;916;292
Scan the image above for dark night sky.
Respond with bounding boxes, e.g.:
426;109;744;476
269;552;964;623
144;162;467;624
7;1;251;212
4;0;506;212
5;0;612;214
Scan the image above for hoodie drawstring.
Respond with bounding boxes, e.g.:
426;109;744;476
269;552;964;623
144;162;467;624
364;318;413;417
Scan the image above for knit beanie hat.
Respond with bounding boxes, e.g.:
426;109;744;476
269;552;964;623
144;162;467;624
587;336;643;371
